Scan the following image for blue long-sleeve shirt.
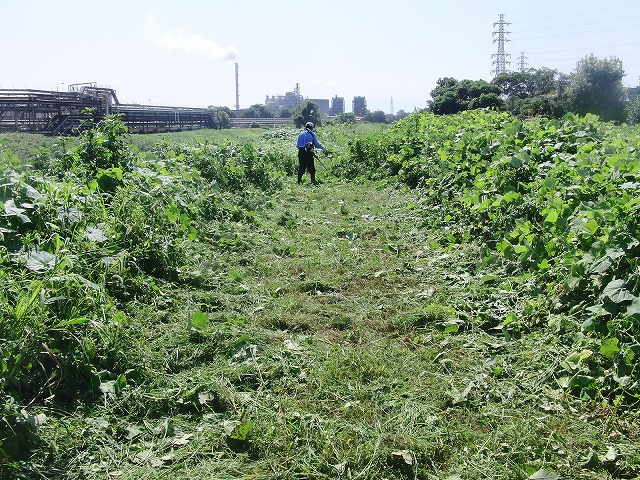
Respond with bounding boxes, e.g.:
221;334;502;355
296;128;326;150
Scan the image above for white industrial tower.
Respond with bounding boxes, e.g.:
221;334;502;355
235;63;240;112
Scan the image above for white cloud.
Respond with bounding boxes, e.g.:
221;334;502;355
144;12;238;61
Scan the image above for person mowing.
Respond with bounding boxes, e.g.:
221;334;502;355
296;121;327;185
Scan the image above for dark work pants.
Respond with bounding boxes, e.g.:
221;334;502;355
298;148;316;183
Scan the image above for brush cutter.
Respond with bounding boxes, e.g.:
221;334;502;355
313;150;330;170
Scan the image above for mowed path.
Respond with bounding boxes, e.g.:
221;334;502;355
88;178;633;480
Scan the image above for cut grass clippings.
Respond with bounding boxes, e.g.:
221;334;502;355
26;177;639;479
3;120;639;480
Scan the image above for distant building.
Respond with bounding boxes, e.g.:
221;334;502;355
308;98;330;117
265;83;304;115
330;96;345;116
352;96;368;117
264;83;333;117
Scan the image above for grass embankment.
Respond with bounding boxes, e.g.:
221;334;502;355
1;118;639;479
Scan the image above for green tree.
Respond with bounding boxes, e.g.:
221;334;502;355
335;112;357;124
207;106;232;129
428;78;501;114
292;101;322;128
492;71;531;99
394;109;409;121
241;104;274;118
469;92;504;110
430;77;458;98
628;92;640;124
567;54;626;122
429;89;467;115
363;110;388;123
466;80;501;102
492;68;569;118
429;77;466;114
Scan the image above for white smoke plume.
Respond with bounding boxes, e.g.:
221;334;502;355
144;13;238;61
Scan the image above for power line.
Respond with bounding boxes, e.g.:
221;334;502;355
513;2;640;24
536;51;640;63
527;41;640;55
518;23;640;41
516;14;640;33
486;5;640;81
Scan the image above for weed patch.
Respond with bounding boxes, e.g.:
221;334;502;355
1;116;639;479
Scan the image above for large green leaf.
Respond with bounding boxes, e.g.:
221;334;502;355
599;338;620;359
85;226;107;242
24;184;43;200
627;297;640;317
529;469;560;480
602;279;635;303
224;419;254;441
587;255;612;275
190;310;209;331
544;209;559;224
2;198;30;223
24;250;58;272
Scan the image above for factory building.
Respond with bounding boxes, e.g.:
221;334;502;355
330;96;345;116
265;84;304;116
308;99;330;117
265;83;365;118
352;96;368;117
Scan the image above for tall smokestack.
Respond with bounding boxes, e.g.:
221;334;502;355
235;63;240;111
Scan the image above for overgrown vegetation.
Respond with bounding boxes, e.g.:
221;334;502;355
1;113;639;479
336;109;640;401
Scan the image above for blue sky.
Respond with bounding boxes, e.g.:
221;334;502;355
2;0;639;113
